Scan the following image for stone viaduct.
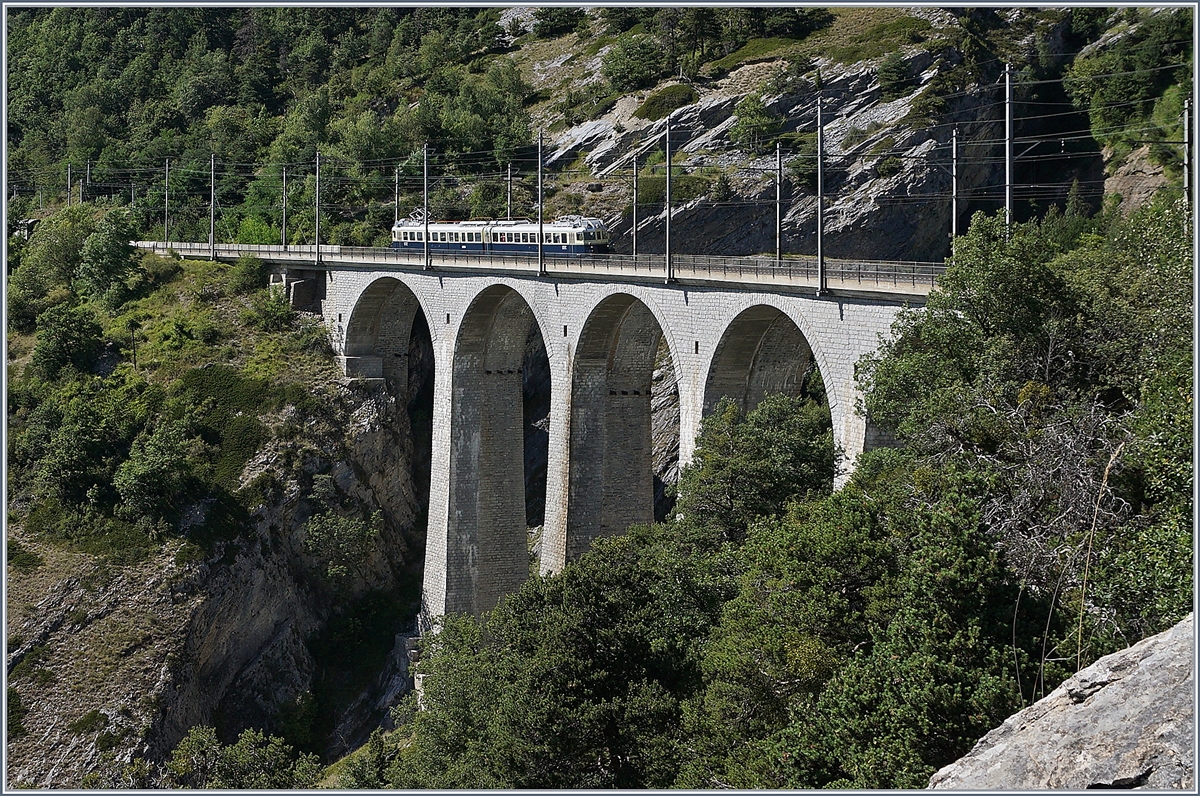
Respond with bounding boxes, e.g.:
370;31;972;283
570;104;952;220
137;242;939;627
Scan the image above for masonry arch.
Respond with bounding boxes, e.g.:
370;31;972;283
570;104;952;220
565;293;679;561
703;304;817;415
446;284;549;616
343;276;429;391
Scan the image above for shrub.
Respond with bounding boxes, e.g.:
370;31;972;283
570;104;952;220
878;51;915;101
69;709;109;735
634;84;699;121
7;539;44;572
227;255;268;294
304;510;381;581
876;155;904;177
245;288;294;332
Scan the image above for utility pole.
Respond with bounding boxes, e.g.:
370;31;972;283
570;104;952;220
394;165;400;227
210;153;216;260
66;164;72;207
164;159;170;246
314;149;321;266
538;132;545;277
282;166;288;248
775;140;782;264
816;95;825;295
1184;97;1191;197
507;162;513;220
952;126;959;240
632;154;638;258
423;143;430;271
1005;63;1013;230
665;113;674;284
86;159;91;201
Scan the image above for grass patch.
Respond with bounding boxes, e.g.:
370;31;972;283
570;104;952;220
7;539;44;572
23;501;154;565
634;84;699;121
10;644;51;681
869;135;899;157
634;174;712;207
797;9;932;64
7;688;27;741
706;37;797;74
69;709;109;735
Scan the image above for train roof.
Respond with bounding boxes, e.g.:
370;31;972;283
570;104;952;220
393;215;606;229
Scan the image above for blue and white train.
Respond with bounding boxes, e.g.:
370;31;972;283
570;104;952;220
390;214;609;255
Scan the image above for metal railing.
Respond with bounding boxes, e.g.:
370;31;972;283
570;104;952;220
133;241;945;295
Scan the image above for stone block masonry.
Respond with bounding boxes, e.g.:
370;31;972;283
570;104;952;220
325;267;916;627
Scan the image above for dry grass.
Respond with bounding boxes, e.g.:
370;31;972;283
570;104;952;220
796;9;933;64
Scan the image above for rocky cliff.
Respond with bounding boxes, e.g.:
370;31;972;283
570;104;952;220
6;372;427;786
928;614;1194;790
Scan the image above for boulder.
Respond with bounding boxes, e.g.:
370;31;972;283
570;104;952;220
928;614;1194;789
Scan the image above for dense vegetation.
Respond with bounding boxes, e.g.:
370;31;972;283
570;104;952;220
323;194;1191;789
6;6;834;250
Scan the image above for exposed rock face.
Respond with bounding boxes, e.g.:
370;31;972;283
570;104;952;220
6;376;427;786
928;614;1195;790
1104;144;1170;214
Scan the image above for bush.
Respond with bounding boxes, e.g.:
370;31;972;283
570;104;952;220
634;84;699;121
875;156;903;178
68;709;109;735
304;510;381;581
7;539;44;572
227;255;268;294
245;288;294;332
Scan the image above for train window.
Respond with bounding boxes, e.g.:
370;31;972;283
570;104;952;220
440;232;447;241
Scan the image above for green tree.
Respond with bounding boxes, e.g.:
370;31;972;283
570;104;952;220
391;523;727;788
675;393;835;543
728;93;780;153
878;51;914;100
761;466;1033;789
165;726;321;789
601;34;662;92
532;8;584;39
76;210;137;308
113;419;195;524
28;302;104;381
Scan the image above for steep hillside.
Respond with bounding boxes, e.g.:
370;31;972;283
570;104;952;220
5;239;430;785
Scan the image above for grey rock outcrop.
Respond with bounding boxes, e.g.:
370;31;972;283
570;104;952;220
928;614;1195;790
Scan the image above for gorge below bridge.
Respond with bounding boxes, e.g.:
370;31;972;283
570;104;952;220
138;242;943;627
